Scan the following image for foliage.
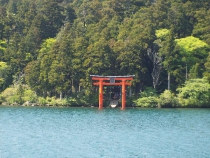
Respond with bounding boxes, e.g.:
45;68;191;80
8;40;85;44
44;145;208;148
76;89;98;106
175;36;209;79
45;96;57;106
155;29;170;39
0;62;8;84
175;36;209;57
204;53;210;82
193;9;210;45
38;97;47;106
22;89;37;103
0;61;11;92
177;78;210;107
158;90;178;108
1;87;16;104
134;87;158;107
134;96;158;108
1;84;37;104
140;87;158;98
1;0;210;107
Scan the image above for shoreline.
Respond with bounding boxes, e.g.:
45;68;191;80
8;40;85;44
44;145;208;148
1;103;210;109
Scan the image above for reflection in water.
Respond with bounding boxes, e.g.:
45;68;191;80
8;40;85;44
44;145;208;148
0;107;210;158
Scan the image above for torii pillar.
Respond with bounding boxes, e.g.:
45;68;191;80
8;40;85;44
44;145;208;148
99;79;103;109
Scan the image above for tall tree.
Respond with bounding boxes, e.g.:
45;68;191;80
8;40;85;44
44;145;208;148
193;9;210;45
175;36;209;79
37;0;65;39
154;29;179;90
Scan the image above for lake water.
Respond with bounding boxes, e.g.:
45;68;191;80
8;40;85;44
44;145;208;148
0;106;210;158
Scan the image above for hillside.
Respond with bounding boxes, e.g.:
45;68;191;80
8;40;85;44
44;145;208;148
1;0;210;106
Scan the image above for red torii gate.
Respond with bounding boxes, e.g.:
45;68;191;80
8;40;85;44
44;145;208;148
90;75;134;109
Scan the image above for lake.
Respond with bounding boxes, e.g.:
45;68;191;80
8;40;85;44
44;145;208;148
0;106;210;158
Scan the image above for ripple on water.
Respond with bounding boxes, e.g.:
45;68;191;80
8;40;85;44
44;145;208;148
0;107;210;158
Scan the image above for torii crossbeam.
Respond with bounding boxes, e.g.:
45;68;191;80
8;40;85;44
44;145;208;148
90;75;134;109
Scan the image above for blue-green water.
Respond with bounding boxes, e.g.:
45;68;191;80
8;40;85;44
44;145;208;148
0;106;210;158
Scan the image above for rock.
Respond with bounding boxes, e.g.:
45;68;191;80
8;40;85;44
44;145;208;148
12;102;19;106
22;101;30;106
31;103;37;106
1;102;7;106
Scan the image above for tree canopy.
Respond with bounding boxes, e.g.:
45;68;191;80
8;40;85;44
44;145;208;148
0;0;210;99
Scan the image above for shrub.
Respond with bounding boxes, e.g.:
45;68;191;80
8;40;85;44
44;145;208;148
45;96;57;106
1;87;15;98
134;96;158;107
177;78;210;107
1;85;38;105
55;98;68;106
22;89;37;103
76;89;98;106
158;90;178;108
38;97;47;106
1;87;17;104
140;87;158;97
66;97;78;106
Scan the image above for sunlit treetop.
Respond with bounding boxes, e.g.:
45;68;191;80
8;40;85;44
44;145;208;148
155;29;170;39
175;36;209;55
0;62;8;70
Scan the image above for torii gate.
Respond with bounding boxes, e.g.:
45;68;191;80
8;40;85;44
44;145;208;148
90;75;134;109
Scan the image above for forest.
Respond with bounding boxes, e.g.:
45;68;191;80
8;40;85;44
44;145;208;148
1;0;210;107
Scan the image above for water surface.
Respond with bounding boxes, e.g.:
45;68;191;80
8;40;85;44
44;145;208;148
0;106;210;158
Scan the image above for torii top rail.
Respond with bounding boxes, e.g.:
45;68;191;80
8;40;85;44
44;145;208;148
90;75;135;109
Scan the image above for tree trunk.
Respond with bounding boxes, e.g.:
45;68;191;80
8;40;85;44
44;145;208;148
168;72;170;90
186;64;188;81
129;87;132;97
60;91;63;100
72;78;75;93
147;48;162;89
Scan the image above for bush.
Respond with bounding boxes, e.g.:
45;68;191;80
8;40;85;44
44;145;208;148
46;96;57;106
55;98;68;106
1;85;39;105
158;90;178;108
1;87;15;98
22;89;37;103
177;78;210;107
38;97;47;106
134;96;158;107
10;95;23;104
76;89;98;106
140;87;158;97
1;87;18;104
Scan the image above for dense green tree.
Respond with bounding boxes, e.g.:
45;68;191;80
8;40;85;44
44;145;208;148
24;60;41;93
175;36;209;79
0;40;6;60
151;0;170;29
36;0;65;39
193;9;210;45
168;2;192;38
1;0;210;101
204;53;210;82
0;6;7;39
121;7;156;92
155;29;183;90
